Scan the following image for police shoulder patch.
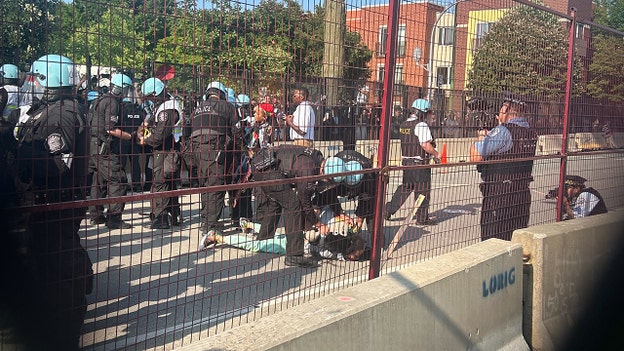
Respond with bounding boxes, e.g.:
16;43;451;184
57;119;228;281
46;133;66;154
110;115;119;124
157;111;168;122
488;127;501;137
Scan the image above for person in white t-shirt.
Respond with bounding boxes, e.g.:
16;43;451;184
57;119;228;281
286;86;315;147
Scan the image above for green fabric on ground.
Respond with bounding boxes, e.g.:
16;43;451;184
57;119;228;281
223;233;287;254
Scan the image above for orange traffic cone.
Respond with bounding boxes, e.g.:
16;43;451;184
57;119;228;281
440;143;448;164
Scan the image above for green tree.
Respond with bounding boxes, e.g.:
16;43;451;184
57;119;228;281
66;5;148;70
587;0;624;101
0;0;60;68
467;4;579;98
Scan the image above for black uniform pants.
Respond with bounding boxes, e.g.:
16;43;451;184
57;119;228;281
89;153;127;218
230;152;253;221
386;164;432;221
253;170;304;256
30;206;93;350
151;150;180;220
480;181;531;241
193;139;227;231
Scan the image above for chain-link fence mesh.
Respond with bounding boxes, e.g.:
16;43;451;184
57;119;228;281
1;0;623;349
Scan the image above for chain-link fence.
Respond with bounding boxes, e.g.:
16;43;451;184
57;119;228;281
1;0;623;349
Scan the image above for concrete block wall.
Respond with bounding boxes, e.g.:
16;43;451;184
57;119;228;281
512;208;624;351
187;240;528;351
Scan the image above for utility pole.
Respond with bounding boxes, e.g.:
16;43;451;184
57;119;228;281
323;0;346;107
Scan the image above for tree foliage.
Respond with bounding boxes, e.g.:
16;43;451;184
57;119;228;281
587;0;624;101
0;0;60;69
23;0;370;96
467;4;582;98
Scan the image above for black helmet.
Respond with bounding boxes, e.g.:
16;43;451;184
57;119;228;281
502;91;526;106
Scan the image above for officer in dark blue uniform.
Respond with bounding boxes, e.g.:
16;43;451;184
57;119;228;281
88;73;135;229
13;54;93;350
240;145;344;267
138;77;183;229
313;149;377;231
470;92;538;241
191;82;241;237
385;99;440;224
119;83;147;192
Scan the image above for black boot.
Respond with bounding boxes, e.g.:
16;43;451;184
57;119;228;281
106;215;132;229
285;255;320;268
170;208;182;226
150;214;170;230
90;215;107;225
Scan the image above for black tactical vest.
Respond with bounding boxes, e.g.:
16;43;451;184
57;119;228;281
276;145;322;177
191;98;233;135
398;119;430;161
583;187;608;216
479;122;537;182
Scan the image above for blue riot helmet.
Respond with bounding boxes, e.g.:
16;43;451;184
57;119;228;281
31;55;78;88
87;90;99;102
237;94;251;106
226;87;236;104
411;98;430;113
344;160;363;186
323;156;346;183
141;77;165;98
204;81;227;101
30;54;79;102
0;64;20;85
110;73;133;97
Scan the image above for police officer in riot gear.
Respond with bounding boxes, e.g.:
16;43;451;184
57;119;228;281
237;145;342;268
119;83;147;192
13;54;93;350
89;73;135;229
314;149;377;230
1;64;22;121
385;98;440;224
137;77;182;229
191;81;241;238
470;92;538;241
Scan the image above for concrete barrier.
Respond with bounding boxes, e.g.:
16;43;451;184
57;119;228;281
512;209;624;351
574;132;608;151
354;139;402;166
314;140;344;158
188;239;528;351
437;137;474;163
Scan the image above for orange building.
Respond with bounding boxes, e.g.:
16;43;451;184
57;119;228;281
346;2;443;106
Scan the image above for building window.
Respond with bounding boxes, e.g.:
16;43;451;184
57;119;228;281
395;64;403;84
397;25;406;57
436;66;451;86
438;27;454;46
376;65;403;84
575;23;584;39
377;26;387;57
377;64;385;84
473;22;494;50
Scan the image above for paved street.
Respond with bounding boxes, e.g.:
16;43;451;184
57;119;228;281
79;153;624;350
